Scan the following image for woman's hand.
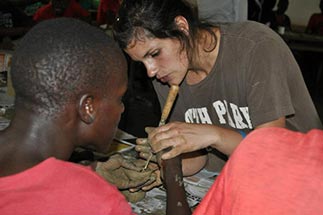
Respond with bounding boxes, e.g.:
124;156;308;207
146;122;219;160
136;137;158;163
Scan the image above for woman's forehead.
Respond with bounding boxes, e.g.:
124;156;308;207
127;27;154;47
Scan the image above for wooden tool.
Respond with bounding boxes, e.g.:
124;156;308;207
142;85;179;171
158;85;190;215
159;85;179;126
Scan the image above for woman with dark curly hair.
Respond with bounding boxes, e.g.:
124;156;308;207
113;0;322;182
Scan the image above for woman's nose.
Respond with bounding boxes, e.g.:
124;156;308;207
147;69;157;77
145;62;157;77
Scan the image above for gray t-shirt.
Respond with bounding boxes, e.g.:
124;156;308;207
153;21;322;170
197;0;248;23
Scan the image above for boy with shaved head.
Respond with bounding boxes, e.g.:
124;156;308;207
0;18;133;214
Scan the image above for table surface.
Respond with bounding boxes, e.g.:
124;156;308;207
130;168;218;215
281;31;323;53
110;130;219;214
282;31;323;43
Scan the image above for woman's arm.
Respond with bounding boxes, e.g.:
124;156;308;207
147;117;285;175
211;117;285;155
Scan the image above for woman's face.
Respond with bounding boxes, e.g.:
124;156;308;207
125;36;189;86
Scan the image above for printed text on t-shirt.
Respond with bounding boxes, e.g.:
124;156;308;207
184;100;253;129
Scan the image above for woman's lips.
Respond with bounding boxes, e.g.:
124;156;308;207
160;75;170;83
157;73;170;83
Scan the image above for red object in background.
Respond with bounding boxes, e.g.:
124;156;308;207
96;0;120;25
307;13;323;36
33;0;90;22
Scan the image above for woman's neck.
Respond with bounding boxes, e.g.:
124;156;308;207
186;28;221;85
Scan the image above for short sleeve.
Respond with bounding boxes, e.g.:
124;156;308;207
246;38;296;127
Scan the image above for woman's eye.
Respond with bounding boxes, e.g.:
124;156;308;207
150;50;160;58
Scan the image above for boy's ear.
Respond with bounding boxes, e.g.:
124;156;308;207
174;15;189;34
78;94;96;124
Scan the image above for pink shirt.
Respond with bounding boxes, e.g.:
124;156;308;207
0;157;135;215
194;127;323;215
307;13;323;35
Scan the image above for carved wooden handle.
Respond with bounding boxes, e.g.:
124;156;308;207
159;85;179;126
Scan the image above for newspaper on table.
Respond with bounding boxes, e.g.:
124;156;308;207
0;50;14;131
0;51;14;104
131;168;219;215
94;131;219;214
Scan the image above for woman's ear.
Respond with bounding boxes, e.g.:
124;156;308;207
174;15;189;34
78;94;96;124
